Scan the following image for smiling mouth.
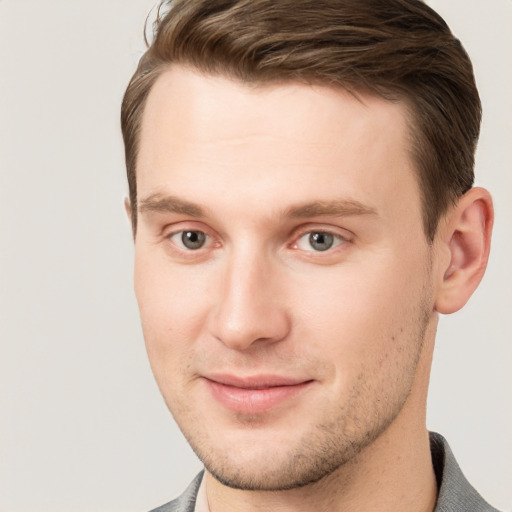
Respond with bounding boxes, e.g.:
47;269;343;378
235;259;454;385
203;374;314;414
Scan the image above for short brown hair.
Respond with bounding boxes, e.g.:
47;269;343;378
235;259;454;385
121;0;481;240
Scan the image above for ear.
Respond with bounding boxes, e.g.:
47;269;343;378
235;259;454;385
124;197;136;240
435;187;494;314
124;197;132;222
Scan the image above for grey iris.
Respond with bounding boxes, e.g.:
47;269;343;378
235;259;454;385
309;232;334;251
182;231;206;249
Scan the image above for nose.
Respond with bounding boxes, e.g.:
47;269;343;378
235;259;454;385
207;250;291;351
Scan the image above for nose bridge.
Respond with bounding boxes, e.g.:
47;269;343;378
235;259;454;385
208;244;289;350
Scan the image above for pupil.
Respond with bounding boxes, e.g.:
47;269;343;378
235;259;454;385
182;231;206;249
309;232;333;251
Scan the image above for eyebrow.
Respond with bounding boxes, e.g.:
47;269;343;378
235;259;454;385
138;194;205;217
285;199;377;218
138;194;377;220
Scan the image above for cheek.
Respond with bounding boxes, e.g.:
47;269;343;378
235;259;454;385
294;265;401;337
292;257;430;373
133;253;214;373
135;247;213;322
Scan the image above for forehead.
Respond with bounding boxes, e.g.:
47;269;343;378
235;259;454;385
140;66;411;154
137;65;420;226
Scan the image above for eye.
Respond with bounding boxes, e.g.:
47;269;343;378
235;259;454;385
170;230;208;250
295;231;345;252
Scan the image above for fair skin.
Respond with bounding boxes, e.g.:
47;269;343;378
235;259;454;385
130;65;493;512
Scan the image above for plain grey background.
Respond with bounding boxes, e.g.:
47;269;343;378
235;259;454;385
0;1;510;511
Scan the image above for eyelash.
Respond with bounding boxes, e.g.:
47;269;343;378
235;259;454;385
167;229;215;251
292;230;347;253
164;225;351;257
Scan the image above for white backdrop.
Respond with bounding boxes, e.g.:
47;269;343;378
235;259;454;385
0;1;510;511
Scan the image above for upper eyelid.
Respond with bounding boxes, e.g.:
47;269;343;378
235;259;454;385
163;221;214;237
291;224;353;241
167;228;213;242
294;230;346;249
297;230;346;241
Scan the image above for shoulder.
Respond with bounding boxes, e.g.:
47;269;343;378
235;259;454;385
430;432;501;512
148;471;204;512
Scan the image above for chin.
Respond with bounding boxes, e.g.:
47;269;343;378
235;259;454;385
187;420;384;492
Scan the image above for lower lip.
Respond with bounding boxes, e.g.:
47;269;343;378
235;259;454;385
204;379;313;415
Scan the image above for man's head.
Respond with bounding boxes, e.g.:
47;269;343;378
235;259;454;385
122;0;481;242
122;0;492;498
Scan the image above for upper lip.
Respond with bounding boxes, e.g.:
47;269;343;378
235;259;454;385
204;374;312;389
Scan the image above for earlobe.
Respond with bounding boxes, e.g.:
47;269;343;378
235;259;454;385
435;187;494;314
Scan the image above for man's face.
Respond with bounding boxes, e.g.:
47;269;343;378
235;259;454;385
134;66;437;490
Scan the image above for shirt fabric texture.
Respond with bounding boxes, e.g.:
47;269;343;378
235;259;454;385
148;432;501;512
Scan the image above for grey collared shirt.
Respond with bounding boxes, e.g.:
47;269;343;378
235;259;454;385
149;432;501;512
